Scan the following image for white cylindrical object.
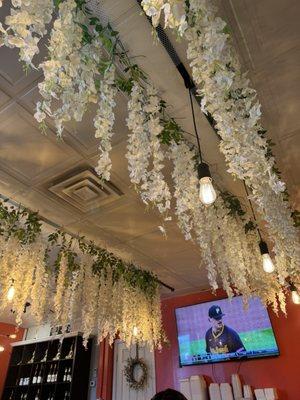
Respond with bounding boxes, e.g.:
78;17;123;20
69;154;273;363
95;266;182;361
190;375;208;400
220;383;234;400
264;388;278;400
231;375;243;399
243;385;254;400
209;383;222;400
254;389;266;399
180;378;192;400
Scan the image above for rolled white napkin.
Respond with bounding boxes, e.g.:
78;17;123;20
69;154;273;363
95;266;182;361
209;383;222;400
190;375;208;400
243;385;253;400
231;374;243;399
254;389;266;399
180;378;191;400
264;388;278;400
220;383;234;400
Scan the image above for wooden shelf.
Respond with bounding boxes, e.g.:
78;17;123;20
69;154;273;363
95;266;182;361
1;334;92;400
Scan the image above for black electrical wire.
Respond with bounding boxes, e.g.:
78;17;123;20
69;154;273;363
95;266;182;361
189;88;203;163
243;181;262;241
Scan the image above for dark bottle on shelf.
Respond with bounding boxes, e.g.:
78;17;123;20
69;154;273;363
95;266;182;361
67;367;72;382
63;390;70;400
8;390;14;400
51;364;58;382
34;388;41;400
47;365;53;382
37;365;43;384
32;364;38;384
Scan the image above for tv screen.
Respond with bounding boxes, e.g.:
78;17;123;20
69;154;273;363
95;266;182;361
175;296;279;366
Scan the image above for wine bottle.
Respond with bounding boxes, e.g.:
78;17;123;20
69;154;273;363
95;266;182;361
37;365;42;384
63;367;67;382
67;367;72;382
47;365;52;382
32;365;37;384
8;390;14;400
51;364;57;382
41;349;48;362
34;388;40;400
66;343;74;359
63;390;70;400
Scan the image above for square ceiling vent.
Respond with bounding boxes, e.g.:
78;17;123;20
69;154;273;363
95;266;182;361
49;169;123;213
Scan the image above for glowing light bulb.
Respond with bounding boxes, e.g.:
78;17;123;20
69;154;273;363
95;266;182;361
0;345;4;352
262;253;275;273
7;284;15;302
9;334;17;339
259;241;275;273
291;290;300;305
199;177;217;206
133;326;138;337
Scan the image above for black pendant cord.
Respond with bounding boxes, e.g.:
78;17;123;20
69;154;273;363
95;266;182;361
189;88;203;163
243;181;263;242
135;342;139;359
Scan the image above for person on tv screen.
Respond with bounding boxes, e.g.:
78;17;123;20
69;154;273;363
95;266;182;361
205;305;246;354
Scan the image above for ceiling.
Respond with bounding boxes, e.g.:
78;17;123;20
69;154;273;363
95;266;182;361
0;0;299;316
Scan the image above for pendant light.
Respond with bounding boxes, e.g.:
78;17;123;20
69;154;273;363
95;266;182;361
243;182;275;273
189;89;217;206
7;280;15;302
289;282;300;305
259;240;275;273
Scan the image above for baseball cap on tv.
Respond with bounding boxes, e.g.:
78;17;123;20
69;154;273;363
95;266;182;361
208;305;225;320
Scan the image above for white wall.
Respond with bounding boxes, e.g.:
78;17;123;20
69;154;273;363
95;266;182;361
112;340;156;400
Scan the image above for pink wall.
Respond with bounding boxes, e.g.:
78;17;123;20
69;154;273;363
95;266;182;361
155;290;300;399
0;323;24;397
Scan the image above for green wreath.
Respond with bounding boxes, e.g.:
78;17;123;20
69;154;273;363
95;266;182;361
124;356;148;390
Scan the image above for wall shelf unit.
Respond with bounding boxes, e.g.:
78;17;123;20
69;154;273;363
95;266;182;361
1;333;92;400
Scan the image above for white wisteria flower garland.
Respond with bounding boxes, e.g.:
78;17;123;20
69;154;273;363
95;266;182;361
0;0;54;66
0;203;165;348
126;83;171;216
141;0;299;282
94;65;117;181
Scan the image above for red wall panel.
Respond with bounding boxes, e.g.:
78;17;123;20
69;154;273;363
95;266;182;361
0;323;24;397
96;338;114;400
155;289;300;399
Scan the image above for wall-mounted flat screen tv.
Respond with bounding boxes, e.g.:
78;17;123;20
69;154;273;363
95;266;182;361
175;296;279;366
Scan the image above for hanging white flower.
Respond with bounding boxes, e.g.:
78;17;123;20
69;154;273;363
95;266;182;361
1;0;54;66
126;83;171;215
94;65;117;181
36;0;101;136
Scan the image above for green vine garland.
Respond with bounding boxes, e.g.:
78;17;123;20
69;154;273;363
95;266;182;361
124;357;148;390
0;198;158;299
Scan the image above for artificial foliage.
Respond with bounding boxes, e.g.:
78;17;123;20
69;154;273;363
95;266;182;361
0;0;299;314
0;200;165;347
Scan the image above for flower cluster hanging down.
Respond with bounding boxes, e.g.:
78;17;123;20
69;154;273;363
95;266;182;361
169;141;286;312
141;0;299;283
0;0;54;66
126;83;171;216
0;202;165;348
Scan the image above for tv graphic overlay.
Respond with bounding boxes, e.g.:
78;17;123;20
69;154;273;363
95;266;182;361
175;296;279;366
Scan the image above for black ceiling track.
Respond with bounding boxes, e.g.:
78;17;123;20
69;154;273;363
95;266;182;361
136;0;218;134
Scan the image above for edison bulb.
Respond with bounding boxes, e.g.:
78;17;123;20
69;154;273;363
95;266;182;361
199;177;217;206
9;334;17;339
133;326;138;337
7;285;15;302
0;345;4;352
291;290;300;305
262;253;275;273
